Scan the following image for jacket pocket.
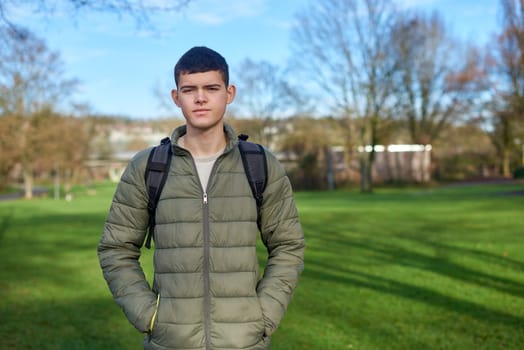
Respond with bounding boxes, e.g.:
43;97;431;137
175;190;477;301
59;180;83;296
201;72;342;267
149;294;160;334
254;295;267;336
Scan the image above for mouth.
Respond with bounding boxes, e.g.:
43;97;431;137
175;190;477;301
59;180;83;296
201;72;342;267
193;109;210;115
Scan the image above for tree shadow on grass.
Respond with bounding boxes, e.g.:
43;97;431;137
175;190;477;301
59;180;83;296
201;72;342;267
0;206;14;243
0;211;150;349
343;236;524;299
0;212;109;285
305;256;524;326
395;233;524;290
301;257;524;350
0;209;126;281
1;297;143;350
304;218;524;299
300;216;524;348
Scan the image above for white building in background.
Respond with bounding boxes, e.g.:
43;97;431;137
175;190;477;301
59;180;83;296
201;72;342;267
357;144;433;183
86;122;173;182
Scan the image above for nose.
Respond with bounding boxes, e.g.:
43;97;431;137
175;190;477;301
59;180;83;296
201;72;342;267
195;89;206;104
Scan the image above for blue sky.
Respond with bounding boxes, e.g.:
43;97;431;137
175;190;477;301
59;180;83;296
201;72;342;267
9;0;499;119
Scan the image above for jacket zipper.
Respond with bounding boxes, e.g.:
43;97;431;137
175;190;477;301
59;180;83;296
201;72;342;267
203;191;211;350
186;147;226;350
201;157;224;350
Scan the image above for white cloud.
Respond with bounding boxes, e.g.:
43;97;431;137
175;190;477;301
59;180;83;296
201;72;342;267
183;0;269;25
397;0;437;9
191;13;226;25
267;18;296;30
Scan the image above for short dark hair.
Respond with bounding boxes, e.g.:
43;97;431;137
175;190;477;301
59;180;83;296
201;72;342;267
174;46;229;87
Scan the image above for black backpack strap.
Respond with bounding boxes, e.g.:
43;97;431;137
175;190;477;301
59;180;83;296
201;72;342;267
238;135;268;232
144;137;172;249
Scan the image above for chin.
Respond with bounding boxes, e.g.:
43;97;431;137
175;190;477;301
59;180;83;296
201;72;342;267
189;119;223;131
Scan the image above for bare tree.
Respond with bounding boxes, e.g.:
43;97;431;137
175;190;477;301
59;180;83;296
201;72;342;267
235;59;290;119
233;58;308;147
279;116;346;190
0;114;21;191
392;12;485;143
0;27;77;115
291;0;398;193
488;0;524;176
0;0;191;32
0;26;78;198
390;11;488;181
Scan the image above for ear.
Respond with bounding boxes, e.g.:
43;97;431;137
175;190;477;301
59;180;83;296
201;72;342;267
171;89;181;107
226;84;236;104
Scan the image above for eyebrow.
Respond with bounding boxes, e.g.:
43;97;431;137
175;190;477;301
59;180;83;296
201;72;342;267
179;83;223;91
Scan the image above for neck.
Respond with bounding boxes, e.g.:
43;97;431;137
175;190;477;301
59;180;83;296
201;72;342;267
181;125;227;157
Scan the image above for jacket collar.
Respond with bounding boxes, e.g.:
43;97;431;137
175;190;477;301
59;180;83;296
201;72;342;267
171;123;238;154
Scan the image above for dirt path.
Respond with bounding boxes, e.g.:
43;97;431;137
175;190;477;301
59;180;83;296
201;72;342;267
0;187;48;201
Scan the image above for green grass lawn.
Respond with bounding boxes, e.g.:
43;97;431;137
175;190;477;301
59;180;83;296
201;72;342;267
1;182;523;350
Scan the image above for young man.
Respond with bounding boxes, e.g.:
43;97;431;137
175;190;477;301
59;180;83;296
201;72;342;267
98;46;305;350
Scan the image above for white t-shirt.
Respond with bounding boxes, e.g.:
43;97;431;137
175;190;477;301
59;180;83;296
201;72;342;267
178;136;225;190
194;150;223;190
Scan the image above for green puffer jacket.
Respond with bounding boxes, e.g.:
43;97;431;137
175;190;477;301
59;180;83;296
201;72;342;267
98;124;305;350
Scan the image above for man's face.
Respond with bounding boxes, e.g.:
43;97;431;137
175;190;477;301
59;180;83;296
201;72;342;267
172;70;235;132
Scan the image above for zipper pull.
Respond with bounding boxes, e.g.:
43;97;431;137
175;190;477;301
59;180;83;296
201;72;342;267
203;192;208;205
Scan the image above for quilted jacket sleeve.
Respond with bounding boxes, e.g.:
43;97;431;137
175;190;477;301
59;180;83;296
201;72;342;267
257;151;305;337
97;149;157;333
